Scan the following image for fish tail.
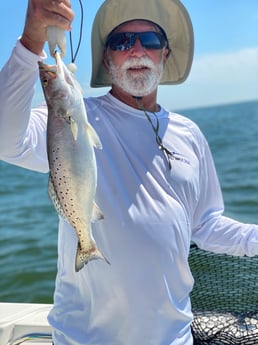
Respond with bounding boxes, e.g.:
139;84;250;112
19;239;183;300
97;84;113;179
75;244;110;272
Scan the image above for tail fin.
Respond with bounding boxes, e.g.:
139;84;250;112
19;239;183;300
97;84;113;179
75;244;110;272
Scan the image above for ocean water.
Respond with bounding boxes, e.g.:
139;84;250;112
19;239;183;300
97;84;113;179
0;99;257;304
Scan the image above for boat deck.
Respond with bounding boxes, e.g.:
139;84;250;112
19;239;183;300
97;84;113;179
0;303;52;345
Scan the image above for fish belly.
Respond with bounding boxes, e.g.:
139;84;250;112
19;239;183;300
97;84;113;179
47;113;107;271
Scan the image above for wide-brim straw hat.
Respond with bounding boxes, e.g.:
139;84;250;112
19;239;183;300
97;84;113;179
90;0;194;87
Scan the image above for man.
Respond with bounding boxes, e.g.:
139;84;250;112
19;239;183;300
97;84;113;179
0;0;258;344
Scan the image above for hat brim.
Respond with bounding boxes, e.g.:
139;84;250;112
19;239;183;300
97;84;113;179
90;0;194;87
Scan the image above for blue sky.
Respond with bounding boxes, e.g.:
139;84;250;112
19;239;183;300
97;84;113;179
0;1;257;110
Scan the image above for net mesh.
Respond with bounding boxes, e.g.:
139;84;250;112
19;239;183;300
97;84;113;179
189;244;258;344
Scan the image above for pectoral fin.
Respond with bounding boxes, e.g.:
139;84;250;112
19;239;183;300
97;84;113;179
86;123;102;149
70;117;79;141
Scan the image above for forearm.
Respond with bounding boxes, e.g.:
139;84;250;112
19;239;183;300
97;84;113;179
191;136;258;257
0;1;74;172
0;40;40;152
192;214;258;257
0;39;49;172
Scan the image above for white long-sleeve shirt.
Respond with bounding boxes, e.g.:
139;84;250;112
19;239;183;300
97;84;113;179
1;40;258;345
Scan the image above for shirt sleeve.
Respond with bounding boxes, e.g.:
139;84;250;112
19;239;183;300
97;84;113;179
191;129;258;257
0;39;49;172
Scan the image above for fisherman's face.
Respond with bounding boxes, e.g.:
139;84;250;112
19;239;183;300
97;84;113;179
104;20;169;97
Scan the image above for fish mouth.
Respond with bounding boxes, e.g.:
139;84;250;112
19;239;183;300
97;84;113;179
39;51;76;91
38;51;64;84
38;51;63;74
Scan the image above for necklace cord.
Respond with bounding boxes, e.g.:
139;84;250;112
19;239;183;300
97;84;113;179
67;3;175;170
134;97;179;170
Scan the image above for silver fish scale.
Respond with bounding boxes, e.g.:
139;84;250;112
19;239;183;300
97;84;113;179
47;133;100;266
48;139;91;227
48;146;78;223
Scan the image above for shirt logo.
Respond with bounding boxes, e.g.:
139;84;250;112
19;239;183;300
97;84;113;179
171;151;191;165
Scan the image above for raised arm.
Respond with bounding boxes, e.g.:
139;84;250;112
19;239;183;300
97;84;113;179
0;0;73;172
21;0;73;55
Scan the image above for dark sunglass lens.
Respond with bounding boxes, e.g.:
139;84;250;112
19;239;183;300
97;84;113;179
108;33;133;51
106;32;166;51
140;32;165;49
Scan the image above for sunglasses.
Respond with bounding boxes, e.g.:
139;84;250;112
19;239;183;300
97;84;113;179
105;31;168;51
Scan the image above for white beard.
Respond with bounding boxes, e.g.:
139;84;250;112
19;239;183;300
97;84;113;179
108;56;164;97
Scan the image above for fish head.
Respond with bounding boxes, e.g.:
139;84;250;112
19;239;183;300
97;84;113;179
38;61;58;103
38;52;81;111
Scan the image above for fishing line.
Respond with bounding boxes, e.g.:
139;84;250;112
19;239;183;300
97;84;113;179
69;0;84;63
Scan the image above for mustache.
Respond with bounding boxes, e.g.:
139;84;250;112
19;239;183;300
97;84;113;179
121;57;155;70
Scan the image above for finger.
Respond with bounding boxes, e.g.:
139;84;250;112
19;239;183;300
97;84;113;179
49;0;73;18
61;0;72;7
47;1;74;29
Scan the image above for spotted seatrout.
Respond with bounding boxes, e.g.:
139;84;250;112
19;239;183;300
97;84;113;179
38;51;108;271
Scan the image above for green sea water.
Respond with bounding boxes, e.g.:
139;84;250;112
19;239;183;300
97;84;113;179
0;99;257;303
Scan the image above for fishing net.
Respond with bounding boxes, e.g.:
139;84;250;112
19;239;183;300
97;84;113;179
189;244;258;344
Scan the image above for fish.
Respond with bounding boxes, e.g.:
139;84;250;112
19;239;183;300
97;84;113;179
38;51;109;271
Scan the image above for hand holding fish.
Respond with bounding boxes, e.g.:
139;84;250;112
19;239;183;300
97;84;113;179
20;0;74;55
47;26;67;58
